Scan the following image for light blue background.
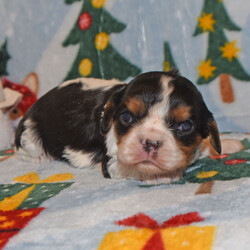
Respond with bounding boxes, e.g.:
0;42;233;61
1;0;250;132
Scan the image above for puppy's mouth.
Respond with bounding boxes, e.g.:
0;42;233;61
136;160;165;174
141;160;155;165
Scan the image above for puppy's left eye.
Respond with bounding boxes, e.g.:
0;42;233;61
120;111;134;126
177;120;194;133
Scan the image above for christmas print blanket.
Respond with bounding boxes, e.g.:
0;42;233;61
0;133;250;250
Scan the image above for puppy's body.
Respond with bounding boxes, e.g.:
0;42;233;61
15;79;124;170
15;71;221;184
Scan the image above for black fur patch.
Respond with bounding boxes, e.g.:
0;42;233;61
16;82;124;164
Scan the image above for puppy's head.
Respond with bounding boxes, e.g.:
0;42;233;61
101;71;220;176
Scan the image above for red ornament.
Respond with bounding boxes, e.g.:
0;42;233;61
224;159;247;165
78;12;92;31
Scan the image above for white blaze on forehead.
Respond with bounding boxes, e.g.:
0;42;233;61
160;75;174;99
143;75;174;128
59;77;124;90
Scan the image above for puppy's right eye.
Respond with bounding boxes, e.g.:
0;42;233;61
120;111;134;126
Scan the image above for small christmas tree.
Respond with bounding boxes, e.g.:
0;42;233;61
0;39;10;77
163;42;179;72
0;39;11;102
193;0;250;103
62;0;141;81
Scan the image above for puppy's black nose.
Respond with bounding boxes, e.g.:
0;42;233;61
142;139;162;153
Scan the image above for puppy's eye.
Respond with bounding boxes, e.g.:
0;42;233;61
177;120;194;133
120;111;134;126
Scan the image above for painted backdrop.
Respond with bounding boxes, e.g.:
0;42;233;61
0;0;250;132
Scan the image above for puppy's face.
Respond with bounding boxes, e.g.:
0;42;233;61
102;71;220;177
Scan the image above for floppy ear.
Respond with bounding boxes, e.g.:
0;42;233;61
101;85;126;135
208;118;221;154
199;102;221;155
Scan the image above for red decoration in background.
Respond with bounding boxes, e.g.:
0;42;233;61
2;149;14;155
115;212;204;230
224;159;247;165
116;213;159;229
142;231;164;250
210;154;230;159
113;212;205;250
2;78;37;115
161;212;204;228
78;12;92;30
0;208;44;249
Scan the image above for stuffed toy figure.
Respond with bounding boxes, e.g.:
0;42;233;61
0;73;39;149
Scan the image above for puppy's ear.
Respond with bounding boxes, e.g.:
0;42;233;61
101;85;126;134
198;97;221;155
208;118;221;154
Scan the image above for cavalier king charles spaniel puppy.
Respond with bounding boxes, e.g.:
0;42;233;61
15;71;221;184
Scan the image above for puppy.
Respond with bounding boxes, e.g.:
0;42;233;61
15;71;221;184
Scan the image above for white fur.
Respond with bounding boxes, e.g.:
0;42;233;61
62;147;93;168
199;146;210;159
59;77;123;90
106;126;118;157
0;110;14;149
16;118;49;163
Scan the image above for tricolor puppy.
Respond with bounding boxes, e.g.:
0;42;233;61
15;71;221;184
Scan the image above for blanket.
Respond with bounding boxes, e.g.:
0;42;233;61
0;133;250;250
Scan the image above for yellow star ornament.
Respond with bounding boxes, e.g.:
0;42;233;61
197;12;216;32
220;40;241;61
197;59;217;80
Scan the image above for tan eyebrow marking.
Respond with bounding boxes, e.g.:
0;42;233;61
172;106;191;122
125;97;146;116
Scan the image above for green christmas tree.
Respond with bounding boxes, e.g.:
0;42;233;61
163;42;179;72
193;0;250;103
0;39;11;77
180;138;250;184
62;0;141;81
